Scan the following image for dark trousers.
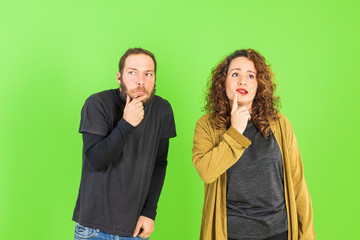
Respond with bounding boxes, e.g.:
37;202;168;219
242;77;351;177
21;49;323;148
228;230;288;240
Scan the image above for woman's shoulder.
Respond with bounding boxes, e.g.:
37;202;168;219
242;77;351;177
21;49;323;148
195;113;216;131
269;111;295;138
197;113;211;124
270;111;291;125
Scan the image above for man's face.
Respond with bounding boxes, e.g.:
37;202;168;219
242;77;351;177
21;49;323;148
117;54;156;103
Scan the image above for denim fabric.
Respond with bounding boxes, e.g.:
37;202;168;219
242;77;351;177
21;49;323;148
74;223;150;240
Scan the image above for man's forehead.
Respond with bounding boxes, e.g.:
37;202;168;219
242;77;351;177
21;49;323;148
124;54;154;70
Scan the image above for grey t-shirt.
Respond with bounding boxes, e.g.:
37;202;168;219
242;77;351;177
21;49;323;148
226;121;288;240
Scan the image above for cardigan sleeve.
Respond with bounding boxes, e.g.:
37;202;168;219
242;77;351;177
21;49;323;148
192;115;251;183
281;115;315;239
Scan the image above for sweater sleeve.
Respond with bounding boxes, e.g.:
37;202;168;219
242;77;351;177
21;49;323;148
281;115;315;239
140;138;169;220
82;118;135;171
192;115;251;184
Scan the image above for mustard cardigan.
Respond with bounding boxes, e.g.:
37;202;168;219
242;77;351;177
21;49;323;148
192;113;315;240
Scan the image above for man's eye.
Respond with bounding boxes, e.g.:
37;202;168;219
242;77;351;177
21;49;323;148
232;73;238;77
145;73;152;76
129;71;135;75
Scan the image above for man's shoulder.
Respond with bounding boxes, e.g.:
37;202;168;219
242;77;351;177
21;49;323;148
81;89;119;116
83;89;119;108
87;89;118;102
152;95;172;109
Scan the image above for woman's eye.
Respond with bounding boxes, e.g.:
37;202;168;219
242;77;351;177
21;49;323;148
248;74;255;79
232;73;238;77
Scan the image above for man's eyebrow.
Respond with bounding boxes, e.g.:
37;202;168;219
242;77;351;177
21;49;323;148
126;68;154;72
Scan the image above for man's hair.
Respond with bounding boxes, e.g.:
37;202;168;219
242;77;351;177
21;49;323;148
118;48;157;75
205;49;280;138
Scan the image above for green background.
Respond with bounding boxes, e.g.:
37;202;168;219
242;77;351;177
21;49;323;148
1;0;359;239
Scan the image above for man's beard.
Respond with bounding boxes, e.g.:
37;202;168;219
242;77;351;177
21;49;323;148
119;79;156;105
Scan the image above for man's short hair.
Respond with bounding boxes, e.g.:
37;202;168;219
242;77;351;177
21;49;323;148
118;48;157;75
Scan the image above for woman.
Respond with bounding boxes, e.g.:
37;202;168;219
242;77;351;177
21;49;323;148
192;49;314;240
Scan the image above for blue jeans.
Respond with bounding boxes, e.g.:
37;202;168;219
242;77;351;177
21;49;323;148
74;223;150;240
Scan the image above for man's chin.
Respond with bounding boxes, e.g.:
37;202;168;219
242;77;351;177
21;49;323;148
126;90;155;105
132;93;148;102
137;93;155;105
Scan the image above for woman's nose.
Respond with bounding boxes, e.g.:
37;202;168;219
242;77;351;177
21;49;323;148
238;76;246;85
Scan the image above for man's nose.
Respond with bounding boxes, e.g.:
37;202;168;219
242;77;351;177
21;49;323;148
137;75;144;85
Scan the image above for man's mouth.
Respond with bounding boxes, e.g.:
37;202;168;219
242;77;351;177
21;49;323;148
236;88;248;95
131;87;148;95
135;90;146;94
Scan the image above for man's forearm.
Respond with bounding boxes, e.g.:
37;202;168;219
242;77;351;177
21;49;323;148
141;138;169;219
83;118;135;171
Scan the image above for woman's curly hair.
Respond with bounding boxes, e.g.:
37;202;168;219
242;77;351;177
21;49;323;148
204;49;280;138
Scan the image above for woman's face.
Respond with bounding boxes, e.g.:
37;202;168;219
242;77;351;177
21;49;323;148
225;57;258;110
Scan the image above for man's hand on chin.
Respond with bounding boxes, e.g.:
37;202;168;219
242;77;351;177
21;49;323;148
133;215;154;238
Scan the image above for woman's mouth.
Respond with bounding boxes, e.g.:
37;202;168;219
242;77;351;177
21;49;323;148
236;88;248;95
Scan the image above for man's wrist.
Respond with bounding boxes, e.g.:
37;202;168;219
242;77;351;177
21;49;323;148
140;208;156;220
119;118;136;130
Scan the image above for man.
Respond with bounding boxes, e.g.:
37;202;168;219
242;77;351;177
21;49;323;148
72;48;176;240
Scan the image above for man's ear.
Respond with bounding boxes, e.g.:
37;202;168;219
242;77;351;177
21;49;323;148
116;72;121;85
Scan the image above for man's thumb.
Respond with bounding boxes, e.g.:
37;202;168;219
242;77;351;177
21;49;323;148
133;223;141;237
